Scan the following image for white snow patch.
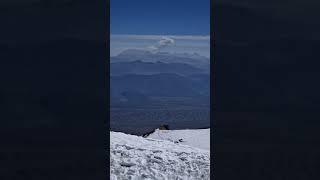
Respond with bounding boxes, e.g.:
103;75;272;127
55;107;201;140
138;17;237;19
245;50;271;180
147;128;210;150
110;131;210;180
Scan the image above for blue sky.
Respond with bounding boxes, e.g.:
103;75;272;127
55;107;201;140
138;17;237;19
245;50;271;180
111;0;210;35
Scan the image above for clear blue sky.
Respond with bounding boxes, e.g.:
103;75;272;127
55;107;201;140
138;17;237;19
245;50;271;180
111;0;210;35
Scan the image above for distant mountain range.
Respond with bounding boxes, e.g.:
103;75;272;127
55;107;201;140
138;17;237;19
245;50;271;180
110;50;210;103
111;49;210;70
111;73;209;99
111;60;208;76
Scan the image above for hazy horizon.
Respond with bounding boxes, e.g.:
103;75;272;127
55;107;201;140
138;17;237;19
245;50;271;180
110;34;210;57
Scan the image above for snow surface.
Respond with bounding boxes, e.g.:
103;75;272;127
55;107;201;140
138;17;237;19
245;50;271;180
147;129;210;150
110;131;210;180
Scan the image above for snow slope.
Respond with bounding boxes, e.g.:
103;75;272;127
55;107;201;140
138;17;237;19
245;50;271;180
147;128;210;150
110;131;210;180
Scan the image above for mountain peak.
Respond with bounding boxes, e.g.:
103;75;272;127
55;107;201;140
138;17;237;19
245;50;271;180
118;49;152;57
117;49;208;60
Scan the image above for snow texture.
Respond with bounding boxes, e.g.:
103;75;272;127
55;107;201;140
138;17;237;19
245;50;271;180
110;131;210;180
147;129;210;150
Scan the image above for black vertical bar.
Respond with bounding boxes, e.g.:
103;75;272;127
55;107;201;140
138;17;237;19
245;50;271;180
210;0;216;179
106;0;111;178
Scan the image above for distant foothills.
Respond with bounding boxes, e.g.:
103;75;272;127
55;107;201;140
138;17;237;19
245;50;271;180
110;49;210;135
110;49;210;102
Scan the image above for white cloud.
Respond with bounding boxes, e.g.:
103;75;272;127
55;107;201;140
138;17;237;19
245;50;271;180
159;37;175;46
148;36;175;51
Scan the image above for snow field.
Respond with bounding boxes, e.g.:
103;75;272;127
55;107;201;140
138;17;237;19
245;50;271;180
110;131;210;180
